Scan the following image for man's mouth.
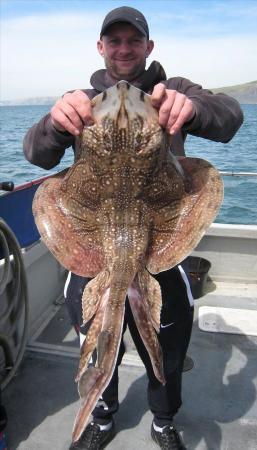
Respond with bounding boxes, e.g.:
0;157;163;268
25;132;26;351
115;57;135;62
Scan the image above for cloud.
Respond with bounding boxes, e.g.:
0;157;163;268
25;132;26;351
1;10;257;100
148;1;257;37
153;34;257;88
1;12;104;100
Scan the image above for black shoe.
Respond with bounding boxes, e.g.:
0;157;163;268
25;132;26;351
69;420;115;449
151;423;186;449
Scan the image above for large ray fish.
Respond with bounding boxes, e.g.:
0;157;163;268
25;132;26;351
32;81;223;442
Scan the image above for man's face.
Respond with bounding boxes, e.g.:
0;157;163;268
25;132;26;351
97;23;154;81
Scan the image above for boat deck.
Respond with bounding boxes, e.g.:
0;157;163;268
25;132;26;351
3;281;257;450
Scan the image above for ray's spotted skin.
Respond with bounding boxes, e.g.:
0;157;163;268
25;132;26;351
32;81;223;443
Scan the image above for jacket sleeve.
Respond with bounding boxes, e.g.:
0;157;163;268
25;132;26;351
164;77;244;142
23;113;75;170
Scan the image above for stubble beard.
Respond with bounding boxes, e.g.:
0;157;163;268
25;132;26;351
106;58;146;82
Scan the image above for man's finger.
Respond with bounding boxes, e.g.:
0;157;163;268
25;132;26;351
151;83;167;107
60;99;85;130
51;104;81;136
51;90;93;135
166;94;187;131
64;91;93;125
169;99;195;135
157;90;177;128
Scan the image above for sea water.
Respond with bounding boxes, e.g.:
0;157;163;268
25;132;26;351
0;104;256;225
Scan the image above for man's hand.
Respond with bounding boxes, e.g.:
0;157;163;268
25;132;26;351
151;83;196;135
50;90;93;136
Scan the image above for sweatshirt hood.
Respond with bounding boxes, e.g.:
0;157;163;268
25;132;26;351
90;60;166;94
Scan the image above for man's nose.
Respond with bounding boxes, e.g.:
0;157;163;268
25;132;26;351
118;41;132;53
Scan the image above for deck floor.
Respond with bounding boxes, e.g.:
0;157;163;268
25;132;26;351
2;281;257;450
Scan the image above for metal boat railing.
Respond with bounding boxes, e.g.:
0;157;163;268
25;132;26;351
220;171;257;177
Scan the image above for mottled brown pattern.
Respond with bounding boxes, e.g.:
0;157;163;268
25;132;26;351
32;81;223;442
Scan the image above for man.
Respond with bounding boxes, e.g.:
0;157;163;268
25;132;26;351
23;6;243;450
0;388;7;450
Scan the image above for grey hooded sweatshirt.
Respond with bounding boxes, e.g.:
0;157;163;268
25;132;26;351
23;61;243;170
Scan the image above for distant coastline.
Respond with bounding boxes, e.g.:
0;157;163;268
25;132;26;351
0;96;58;106
1;80;256;106
211;80;257;105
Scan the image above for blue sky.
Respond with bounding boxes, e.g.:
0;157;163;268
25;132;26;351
1;0;257;100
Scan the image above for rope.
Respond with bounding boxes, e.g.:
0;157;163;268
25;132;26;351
0;219;29;390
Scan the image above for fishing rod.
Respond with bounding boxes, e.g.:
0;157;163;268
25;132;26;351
220;171;257;177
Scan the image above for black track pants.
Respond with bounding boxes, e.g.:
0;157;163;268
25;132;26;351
65;264;194;426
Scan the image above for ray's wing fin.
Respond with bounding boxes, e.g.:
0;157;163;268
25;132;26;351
32;163;104;277
136;269;162;332
82;270;110;324
127;271;165;384
76;272;111;381
147;157;223;273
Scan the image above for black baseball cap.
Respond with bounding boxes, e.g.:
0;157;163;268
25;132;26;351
100;6;149;39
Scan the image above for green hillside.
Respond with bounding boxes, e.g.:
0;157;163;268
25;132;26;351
211;80;257;104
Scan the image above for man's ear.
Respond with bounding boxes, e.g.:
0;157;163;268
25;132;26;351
146;39;154;57
97;40;104;57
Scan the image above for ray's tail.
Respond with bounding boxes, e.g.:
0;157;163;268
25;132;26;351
72;263;136;443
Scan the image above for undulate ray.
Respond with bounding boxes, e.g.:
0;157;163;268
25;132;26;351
32;81;223;443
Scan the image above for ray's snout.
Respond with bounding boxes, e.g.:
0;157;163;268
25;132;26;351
116;80;131;92
92;80;158;127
